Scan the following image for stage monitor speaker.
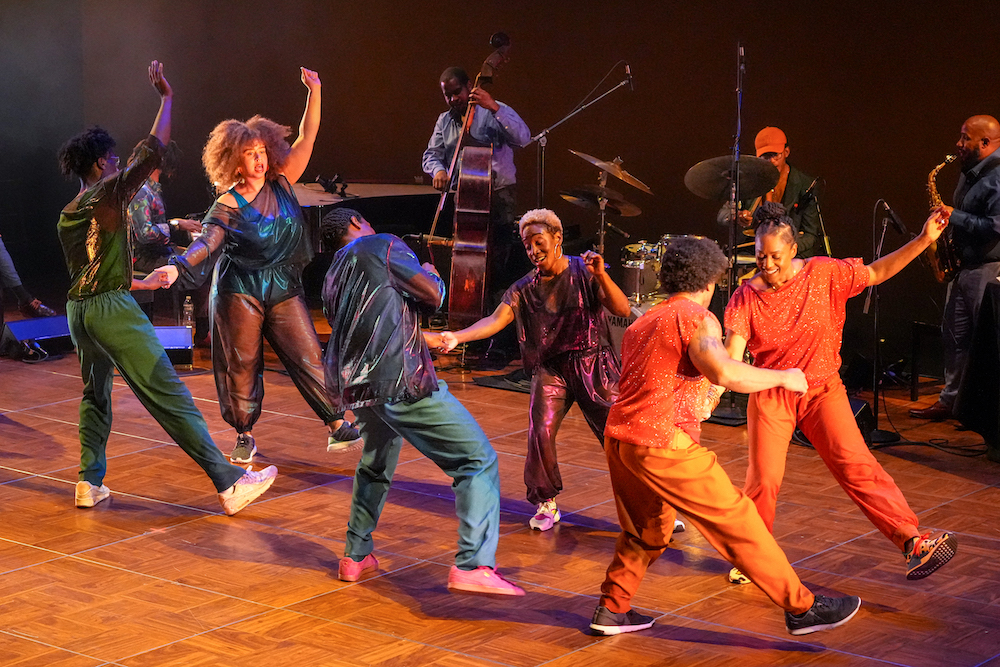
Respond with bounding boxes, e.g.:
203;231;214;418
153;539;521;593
155;326;193;367
0;315;74;361
793;397;875;447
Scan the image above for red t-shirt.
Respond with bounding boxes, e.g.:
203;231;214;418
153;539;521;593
606;296;714;447
724;257;869;387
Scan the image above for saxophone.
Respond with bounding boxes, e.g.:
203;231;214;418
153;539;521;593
924;154;959;283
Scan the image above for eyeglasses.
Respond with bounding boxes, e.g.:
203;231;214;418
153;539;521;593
104;155;120;169
759;152;780;160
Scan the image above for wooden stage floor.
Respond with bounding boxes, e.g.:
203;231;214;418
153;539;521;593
1;336;998;666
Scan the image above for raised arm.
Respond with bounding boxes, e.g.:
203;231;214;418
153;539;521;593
439;303;515;352
690;315;806;394
867;208;949;285
281;67;321;184
148;61;172;145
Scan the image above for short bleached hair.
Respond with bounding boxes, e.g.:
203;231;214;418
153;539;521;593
202;115;291;191
518;208;563;237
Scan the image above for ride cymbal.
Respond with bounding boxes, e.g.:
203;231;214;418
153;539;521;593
560;186;642;217
683;155;778;201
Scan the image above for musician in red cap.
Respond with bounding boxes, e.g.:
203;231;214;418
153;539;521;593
721;126;825;259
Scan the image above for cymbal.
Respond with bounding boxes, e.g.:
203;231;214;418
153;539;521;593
569;150;653;195
684;155;779;201
560;186;641;217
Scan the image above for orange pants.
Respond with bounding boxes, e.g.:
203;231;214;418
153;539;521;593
600;434;814;615
746;375;919;550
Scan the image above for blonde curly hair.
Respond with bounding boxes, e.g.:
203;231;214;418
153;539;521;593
517;208;563;237
202;115;292;190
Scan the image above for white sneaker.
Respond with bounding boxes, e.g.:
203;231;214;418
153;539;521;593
218;465;277;516
529;499;560;531
673;518;686;533
75;481;110;508
728;567;752;585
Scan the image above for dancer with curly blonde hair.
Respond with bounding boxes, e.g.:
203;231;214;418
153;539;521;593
168;67;360;464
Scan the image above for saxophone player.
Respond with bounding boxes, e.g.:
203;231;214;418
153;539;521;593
911;115;1000;421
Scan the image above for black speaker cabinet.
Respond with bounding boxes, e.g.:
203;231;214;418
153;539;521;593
155;326;193;367
793;397;875;447
0;315;74;361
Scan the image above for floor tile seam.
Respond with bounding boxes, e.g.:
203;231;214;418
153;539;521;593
275;605;518;666
973;654;1000;667
105;607;275;665
2;469;224;517
1;396;82;414
788;561;1000;607
0;628;111;663
0;411;183;446
605;611;915;667
66;551;289;609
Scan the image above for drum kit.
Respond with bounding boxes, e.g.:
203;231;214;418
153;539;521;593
557;145;782;304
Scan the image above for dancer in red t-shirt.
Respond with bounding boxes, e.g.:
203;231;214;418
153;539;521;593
591;235;861;637
724;201;956;585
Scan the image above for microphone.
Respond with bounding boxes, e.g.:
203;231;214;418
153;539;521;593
625;63;634;92
882;200;908;235
791;177;820;215
606;221;631;239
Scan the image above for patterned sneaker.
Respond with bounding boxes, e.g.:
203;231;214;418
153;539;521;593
589;605;655;636
75;481;110;508
728;567;751;585
785;594;862;635
338;553;379;582
447;566;525;596
529;499;560;531
218;465;277;516
327;421;363;453
905;532;958;580
230;433;256;464
19;299;57;318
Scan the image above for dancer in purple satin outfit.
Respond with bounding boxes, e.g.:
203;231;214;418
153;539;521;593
440;208;631;531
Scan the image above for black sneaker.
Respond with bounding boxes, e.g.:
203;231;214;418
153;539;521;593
230;433;257;464
589;605;655;636
905;532;957;580
327;421;363;452
785;595;861;636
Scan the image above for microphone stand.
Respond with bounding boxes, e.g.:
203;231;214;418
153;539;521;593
531;70;632;207
711;43;748;426
862;200;901;444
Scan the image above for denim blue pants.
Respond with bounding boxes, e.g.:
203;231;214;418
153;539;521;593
67;290;246;491
347;380;501;570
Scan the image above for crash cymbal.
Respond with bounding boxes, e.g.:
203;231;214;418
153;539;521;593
683;155;779;201
560;187;642;217
569;150;653;195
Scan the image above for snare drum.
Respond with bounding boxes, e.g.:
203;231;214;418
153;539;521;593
621;241;661;301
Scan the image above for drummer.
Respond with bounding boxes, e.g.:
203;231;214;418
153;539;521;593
718;127;824;259
437;208;632;532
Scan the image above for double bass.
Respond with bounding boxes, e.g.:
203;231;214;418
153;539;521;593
425;33;511;330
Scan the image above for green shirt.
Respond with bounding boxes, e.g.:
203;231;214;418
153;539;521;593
58;135;163;300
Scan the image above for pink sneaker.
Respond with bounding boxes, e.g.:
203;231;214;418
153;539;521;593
339;553;379;582
447;566;525;596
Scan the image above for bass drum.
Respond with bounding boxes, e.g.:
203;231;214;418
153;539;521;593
605;297;665;356
621;240;661;301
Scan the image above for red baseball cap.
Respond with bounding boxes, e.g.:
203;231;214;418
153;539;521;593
755;127;787;157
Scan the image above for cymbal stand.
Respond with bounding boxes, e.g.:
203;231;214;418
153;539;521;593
712;43;748;426
530;62;632;207
597;171;609;255
862;200;901;444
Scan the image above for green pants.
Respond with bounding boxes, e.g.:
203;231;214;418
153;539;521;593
66;290;245;492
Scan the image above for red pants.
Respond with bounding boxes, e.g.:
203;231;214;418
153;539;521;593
745;375;919;550
600;434;814;615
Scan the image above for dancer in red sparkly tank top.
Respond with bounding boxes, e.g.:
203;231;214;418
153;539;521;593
724;201;957;584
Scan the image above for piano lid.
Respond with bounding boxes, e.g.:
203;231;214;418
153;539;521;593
293;182;439;207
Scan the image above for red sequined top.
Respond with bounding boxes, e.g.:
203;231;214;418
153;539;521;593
724;257;869;387
606;296;715;447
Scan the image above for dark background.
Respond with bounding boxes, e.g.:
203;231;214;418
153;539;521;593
3;0;999;372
